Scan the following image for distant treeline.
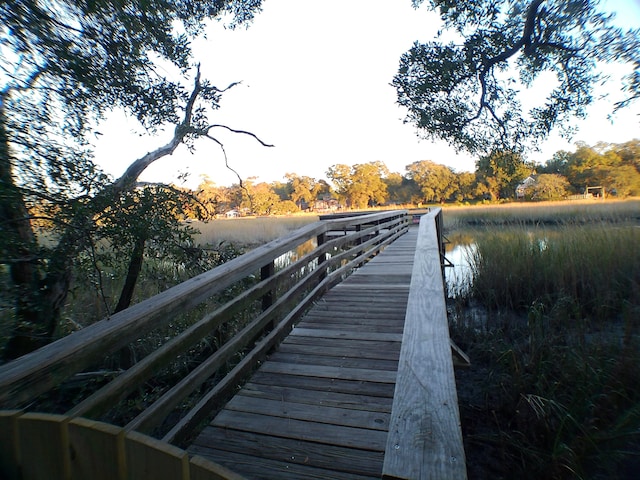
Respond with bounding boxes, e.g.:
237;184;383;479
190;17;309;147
193;140;640;215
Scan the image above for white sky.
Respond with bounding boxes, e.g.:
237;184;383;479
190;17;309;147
93;0;640;189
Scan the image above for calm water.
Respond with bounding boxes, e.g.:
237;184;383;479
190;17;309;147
444;241;476;296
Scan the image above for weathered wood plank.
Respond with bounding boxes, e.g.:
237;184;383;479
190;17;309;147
276;341;401;361
0;410;21;480
310;294;411;305
289;327;403;342
68;417;126;480
191;427;384;477
189;455;247;480
212;410;388;451
191;448;380;480
299;321;404;334
267;351;399;371
249;371;397;398
308;302;410;313
18;413;70;480
383;210;467;480
238;383;393;412
305;308;408;318
282;335;402;357
259;361;397;383
125;430;189;480
224;395;390;431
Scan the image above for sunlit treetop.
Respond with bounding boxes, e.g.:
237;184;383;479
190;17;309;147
394;0;640;155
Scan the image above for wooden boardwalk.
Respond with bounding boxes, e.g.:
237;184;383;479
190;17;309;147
189;227;419;479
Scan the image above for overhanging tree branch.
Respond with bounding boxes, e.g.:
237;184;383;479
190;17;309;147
112;68;272;191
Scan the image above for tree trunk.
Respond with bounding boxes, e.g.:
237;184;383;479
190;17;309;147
114;236;146;313
0;111;75;360
0;112;47;359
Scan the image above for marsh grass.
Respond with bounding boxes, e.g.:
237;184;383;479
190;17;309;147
193;214;319;248
448;201;640;479
469;225;639;319
443;198;640;230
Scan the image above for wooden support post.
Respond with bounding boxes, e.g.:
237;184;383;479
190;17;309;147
125;431;190;480
68;417;127;480
18;413;71;480
316;232;327;283
0;410;21;480
260;261;275;312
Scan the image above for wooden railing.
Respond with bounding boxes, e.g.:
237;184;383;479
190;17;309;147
382;209;467;479
0;211;410;450
0;410;245;480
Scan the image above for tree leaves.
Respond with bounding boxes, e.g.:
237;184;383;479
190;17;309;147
397;0;640;155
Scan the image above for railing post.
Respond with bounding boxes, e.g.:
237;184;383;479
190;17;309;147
435;208;446;281
316;232;327;283
260;261;275;312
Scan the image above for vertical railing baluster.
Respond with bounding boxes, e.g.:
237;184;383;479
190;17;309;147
260;261;275;311
316;232;327;284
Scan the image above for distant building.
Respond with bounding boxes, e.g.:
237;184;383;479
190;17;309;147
313;194;340;212
515;176;536;200
225;209;240;218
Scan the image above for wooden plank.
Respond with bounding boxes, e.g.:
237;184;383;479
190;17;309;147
211;410;388;451
289;327;403;342
308;303;410;313
383;209;467;480
249;371;397;398
301;312;407;323
125;430;189;480
276;341;401;361
191;427;384;477
303;299;411;310
300;317;406;329
68;417;126;480
0;410;21;480
299;321;404;333
18;413;70;480
191;448;380;480
238;383;393;412
267;351;399;371
189;455;247;480
224;395;390;431
282;335;402;356
260;361;397;383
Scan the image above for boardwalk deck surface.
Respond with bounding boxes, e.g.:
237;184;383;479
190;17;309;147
189;227;419;479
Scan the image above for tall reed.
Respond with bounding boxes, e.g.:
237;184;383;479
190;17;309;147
449;215;640;479
469;224;639;320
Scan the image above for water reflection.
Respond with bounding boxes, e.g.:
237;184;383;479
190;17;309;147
445;240;476;296
444;228;552;297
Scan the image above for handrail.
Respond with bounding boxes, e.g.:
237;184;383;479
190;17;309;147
0;210;409;444
0;410;245;480
382;208;467;479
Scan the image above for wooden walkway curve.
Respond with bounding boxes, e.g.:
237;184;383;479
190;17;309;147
189;229;419;479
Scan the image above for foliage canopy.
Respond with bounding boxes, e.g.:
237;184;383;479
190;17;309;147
394;0;640;154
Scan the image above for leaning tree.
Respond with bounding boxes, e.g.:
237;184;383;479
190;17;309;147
394;0;640;155
0;0;270;359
